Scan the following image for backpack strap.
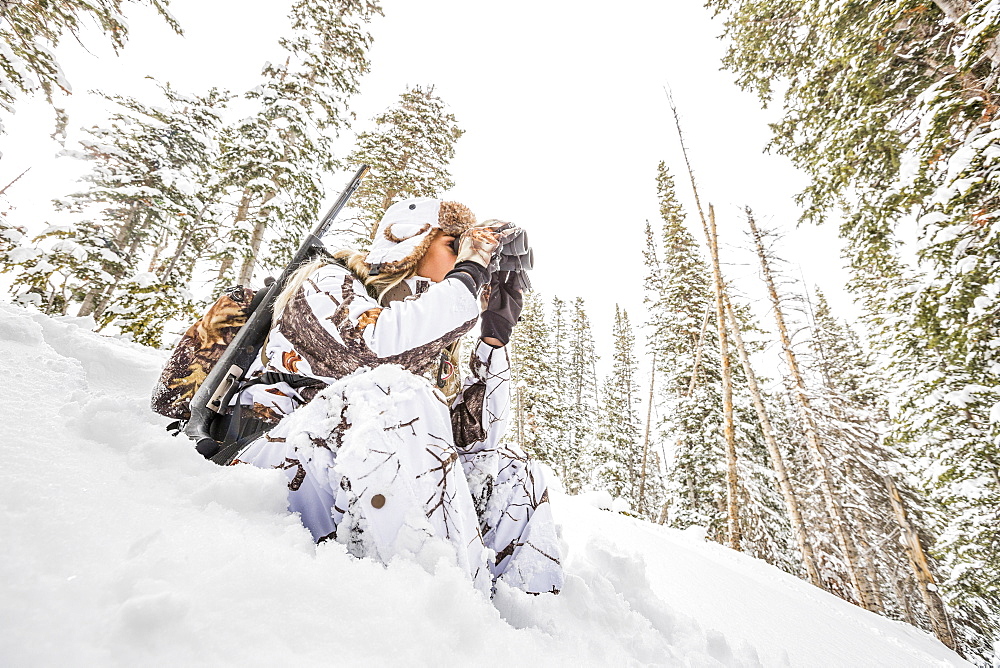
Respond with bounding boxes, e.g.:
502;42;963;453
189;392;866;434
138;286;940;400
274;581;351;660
247;372;329;390
222;371;328;446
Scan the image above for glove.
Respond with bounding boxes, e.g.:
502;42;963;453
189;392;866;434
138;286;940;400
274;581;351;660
480;271;524;346
195;439;221;460
455;227;500;269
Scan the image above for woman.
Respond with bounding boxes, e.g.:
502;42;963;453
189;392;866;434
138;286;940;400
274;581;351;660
233;197;563;596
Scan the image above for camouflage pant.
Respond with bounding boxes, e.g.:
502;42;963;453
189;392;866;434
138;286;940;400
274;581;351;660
236;366;563;595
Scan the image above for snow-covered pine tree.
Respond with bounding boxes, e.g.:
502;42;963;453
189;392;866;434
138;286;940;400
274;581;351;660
0;0;181;134
538;296;583;492
748;214;883;612
218;0;382;287
3;219;125;317
510;290;557;462
643;164;726;539
724;292;821;585
3;84;229;345
645;164;795;570
808;290;882;411
747;216;959;643
340;84;464;248
560;297;599;495
594;306;647;513
708;1;1000;657
804;286;958;648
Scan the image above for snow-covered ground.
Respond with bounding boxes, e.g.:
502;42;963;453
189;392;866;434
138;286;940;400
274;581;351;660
0;302;969;667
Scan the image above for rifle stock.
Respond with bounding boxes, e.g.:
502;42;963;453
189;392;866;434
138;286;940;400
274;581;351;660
185;164;370;457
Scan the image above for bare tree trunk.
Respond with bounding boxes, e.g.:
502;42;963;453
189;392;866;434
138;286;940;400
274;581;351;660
705;205;741;551
891;567;919;627
666;92;740;550
236;188;277;287
160;208;207;283
159;227;193;283
146;222;171;275
90;208;158;326
77;204;142;317
0;167;30;197
884;475;959;652
724;292;822;586
849;507;886;615
747;210;880;612
215;256;235;287
637;353;656;515
77;285;105;319
929;0;1000;72
687;304;712;396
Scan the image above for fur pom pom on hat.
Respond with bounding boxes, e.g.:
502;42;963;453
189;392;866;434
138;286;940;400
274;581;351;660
365;197;477;275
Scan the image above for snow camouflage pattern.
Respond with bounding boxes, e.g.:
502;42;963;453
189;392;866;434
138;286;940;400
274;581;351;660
150;285;256;420
233;262;563;595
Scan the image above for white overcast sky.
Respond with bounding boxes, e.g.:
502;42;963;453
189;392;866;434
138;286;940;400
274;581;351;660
0;0;853;368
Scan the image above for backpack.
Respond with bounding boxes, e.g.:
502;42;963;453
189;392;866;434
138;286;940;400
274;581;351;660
150;285;257;421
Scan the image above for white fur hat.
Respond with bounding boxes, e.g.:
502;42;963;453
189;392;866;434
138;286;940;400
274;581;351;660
365;197;477;275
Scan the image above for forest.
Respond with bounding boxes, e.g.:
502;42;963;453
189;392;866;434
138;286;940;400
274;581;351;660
1;0;998;664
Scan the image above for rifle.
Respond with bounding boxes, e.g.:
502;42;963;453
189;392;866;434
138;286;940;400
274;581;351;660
185;164;370;463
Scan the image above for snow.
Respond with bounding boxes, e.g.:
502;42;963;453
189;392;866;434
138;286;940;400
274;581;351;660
6;246;43;263
50;239;88;261
0;303;970;667
126;272;159;288
943;384;994;408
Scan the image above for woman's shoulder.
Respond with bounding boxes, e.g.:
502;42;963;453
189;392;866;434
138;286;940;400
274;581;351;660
301;259;366;296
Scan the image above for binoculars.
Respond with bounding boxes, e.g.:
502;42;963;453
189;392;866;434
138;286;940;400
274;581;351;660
496;224;534;274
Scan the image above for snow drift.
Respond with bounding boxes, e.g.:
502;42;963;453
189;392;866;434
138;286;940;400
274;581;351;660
0;303;969;667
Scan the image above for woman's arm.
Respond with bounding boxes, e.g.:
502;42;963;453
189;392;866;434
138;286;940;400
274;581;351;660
301;263;480;358
451;338;512;453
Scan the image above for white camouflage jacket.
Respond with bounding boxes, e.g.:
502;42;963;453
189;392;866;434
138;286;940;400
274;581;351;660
235;261;564;594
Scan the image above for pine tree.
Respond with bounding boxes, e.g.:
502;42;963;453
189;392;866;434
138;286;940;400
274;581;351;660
537;296;583;492
645;164;796;570
340;84;464;248
644;164;726;538
549;295;568;457
510;290;557;462
808;289;882;411
0;0;181;133
594;306;645;512
708;1;1000;657
808;288;959;648
3;83;229;345
219;0;382;287
559;297;599;494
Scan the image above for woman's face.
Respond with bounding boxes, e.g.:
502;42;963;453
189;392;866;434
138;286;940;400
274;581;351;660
415;233;458;282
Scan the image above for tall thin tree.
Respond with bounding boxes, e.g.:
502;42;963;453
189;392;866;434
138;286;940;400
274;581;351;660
748;209;879;611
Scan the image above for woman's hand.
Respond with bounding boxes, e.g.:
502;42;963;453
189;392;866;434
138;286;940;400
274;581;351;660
480;271;524;346
455;227;500;268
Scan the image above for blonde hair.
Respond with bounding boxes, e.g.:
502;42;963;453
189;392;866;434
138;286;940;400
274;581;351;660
270;233;464;399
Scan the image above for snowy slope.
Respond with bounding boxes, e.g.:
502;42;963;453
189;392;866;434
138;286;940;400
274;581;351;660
0;303;969;668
